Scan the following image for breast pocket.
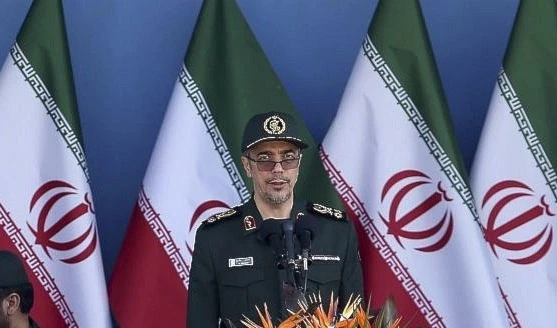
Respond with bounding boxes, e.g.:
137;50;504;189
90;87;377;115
306;262;341;301
219;267;265;320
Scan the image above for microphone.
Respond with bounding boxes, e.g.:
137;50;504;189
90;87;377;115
281;218;303;293
281;219;296;269
295;216;318;271
258;219;287;269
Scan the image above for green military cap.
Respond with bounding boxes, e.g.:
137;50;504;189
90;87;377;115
0;250;30;288
241;111;308;152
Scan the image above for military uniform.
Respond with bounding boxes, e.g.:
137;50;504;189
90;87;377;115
187;198;363;327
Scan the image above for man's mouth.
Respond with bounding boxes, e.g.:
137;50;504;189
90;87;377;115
267;178;289;185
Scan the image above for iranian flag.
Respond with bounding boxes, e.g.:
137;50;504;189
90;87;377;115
470;1;557;326
108;0;339;326
320;1;509;326
0;1;111;327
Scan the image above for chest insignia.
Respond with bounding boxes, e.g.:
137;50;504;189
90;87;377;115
243;215;257;231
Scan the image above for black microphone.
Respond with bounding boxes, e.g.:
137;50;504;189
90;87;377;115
258;219;287;269
295;216;318;271
281;218;296;269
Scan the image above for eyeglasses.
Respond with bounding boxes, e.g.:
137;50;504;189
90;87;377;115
245;154;302;171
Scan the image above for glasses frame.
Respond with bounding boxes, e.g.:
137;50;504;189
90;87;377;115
245;154;302;172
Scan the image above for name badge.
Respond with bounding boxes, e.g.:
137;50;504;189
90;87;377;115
228;257;254;267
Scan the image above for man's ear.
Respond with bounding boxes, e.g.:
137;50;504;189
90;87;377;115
241;156;251;178
5;293;21;315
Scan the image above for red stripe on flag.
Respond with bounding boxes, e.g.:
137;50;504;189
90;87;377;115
347;207;429;328
109;204;187;327
320;147;442;327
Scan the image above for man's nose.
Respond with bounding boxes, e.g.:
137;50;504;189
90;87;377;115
271;161;284;172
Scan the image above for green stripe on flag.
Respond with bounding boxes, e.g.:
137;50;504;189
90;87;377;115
504;0;557;168
369;0;467;179
186;0;340;206
16;0;82;144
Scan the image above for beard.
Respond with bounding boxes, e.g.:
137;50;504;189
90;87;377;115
265;188;292;204
261;175;294;205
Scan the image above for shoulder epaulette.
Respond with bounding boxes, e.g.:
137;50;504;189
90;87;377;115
202;207;241;227
307;202;347;221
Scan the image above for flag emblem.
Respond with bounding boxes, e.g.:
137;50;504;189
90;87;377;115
481;180;554;265
28;180;97;264
379;169;454;252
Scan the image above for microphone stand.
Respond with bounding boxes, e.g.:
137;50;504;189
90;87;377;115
295;216;316;296
281;218;298;286
281;218;306;313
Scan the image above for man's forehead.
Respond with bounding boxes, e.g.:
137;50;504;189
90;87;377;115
248;140;299;153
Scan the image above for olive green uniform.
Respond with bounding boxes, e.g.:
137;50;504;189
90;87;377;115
186;198;363;327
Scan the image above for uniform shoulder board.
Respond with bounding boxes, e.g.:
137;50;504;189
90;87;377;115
202;207;241;227
307;202;347;221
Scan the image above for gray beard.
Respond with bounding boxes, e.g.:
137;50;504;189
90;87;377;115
265;189;292;205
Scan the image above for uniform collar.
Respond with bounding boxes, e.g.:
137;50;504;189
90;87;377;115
242;197;306;236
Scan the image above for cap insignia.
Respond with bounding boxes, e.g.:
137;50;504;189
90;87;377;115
263;115;286;135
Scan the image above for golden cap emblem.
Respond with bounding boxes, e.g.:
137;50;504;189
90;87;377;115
263;115;286;135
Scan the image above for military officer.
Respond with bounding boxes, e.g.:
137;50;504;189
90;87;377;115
187;111;363;327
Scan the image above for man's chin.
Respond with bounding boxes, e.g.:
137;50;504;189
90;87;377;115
265;191;291;205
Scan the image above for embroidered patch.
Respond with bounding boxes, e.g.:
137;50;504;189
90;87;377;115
228;257;254;268
307;202;346;221
244;216;256;231
205;208;238;225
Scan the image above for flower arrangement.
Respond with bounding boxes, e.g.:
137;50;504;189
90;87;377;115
240;293;403;328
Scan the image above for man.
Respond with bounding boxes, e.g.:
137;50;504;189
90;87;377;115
187;111;363;327
0;250;39;328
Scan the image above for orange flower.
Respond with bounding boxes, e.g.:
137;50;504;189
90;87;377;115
241;293;404;328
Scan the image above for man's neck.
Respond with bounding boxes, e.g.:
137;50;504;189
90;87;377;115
254;196;294;219
8;314;30;328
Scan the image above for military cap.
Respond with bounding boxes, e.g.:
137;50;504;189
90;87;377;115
241;111;308;152
0;250;30;288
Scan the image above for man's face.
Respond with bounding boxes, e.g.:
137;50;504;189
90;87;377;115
242;141;301;206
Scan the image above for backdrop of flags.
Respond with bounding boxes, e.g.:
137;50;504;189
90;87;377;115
0;1;111;327
321;0;509;326
470;1;557;326
3;1;555;327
